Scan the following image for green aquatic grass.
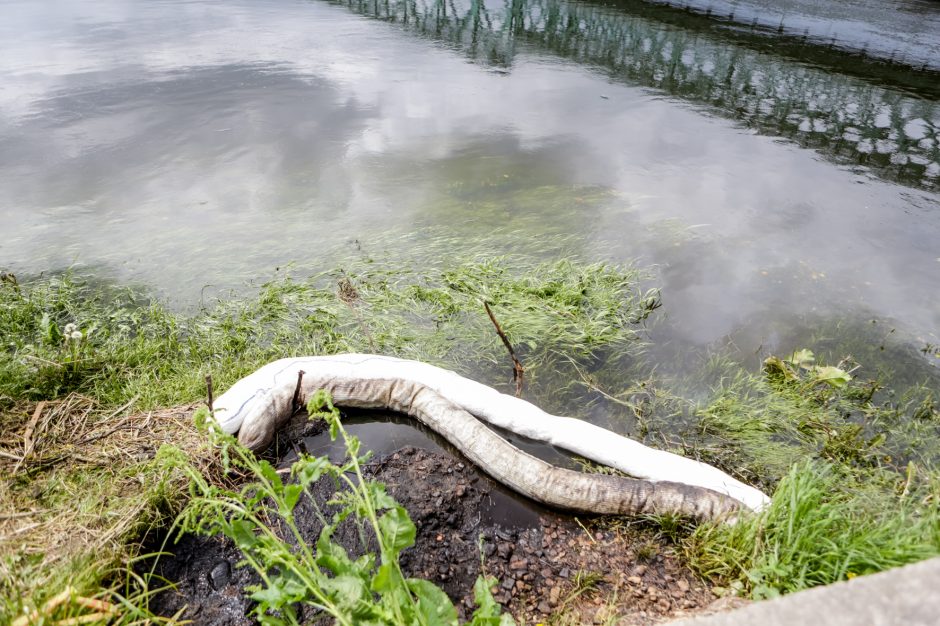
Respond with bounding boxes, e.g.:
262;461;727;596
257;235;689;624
615;348;940;599
0;257;656;410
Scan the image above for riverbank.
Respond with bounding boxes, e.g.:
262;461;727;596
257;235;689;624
2;264;939;623
144;439;737;625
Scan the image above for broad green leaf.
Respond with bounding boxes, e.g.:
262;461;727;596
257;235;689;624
293;456;331;487
378;506;417;554
321;574;375;618
316;527;354;574
257;459;284;494
787;349;816;368
365;482;398;511
352;553;376;577
469;575;514;625
406;578;459;626
282;483;303;512
250;575;307;607
39;313;62;345
230;519;259;551
812;365;852;388
371;562;402;593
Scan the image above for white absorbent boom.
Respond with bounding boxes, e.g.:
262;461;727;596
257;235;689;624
211;354;769;519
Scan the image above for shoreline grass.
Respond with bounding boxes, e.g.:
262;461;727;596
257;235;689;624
2;260;939;621
0;259;655;623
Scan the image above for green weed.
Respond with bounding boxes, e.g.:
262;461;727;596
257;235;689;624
165;393;514;625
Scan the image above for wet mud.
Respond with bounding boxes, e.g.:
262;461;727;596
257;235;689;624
143;418;739;624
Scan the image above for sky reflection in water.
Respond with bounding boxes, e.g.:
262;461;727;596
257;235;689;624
1;0;938;373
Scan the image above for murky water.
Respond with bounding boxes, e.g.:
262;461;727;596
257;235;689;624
2;0;939;375
281;410;549;527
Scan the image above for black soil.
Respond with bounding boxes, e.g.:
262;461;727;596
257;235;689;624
143;426;740;624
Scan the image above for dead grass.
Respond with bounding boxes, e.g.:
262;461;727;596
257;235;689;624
0;396;212;624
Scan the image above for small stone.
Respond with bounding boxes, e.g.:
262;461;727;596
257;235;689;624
627;576;642;585
677;579;690;592
455;485;466;497
537;600;551;614
509;557;528;571
634;565;648;576
559;567;570;579
208;560;231;590
501;577;515;591
549;586;561;606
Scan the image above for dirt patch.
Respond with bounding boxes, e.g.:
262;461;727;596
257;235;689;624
144;441;741;624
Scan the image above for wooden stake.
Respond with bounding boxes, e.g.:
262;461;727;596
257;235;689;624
205;374;214;412
291;370;306;414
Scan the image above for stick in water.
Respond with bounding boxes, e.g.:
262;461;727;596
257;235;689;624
484;301;525;397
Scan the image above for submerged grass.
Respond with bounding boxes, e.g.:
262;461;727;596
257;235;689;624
1;257;656;410
606;348;940;599
0;257;655;623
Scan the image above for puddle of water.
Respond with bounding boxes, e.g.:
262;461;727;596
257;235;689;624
280;410;549;529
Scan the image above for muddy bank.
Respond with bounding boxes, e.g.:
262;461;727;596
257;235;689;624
144;422;740;624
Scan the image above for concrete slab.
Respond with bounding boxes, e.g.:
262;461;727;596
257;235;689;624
671;557;940;626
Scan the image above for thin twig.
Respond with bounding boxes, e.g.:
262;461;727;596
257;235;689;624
101;394;139;422
20;354;64;369
76;395;140;446
205;374;214;412
0;510;48;521
483;301;525;397
338;275;377;352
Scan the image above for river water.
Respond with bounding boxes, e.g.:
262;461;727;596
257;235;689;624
2;0;939;381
